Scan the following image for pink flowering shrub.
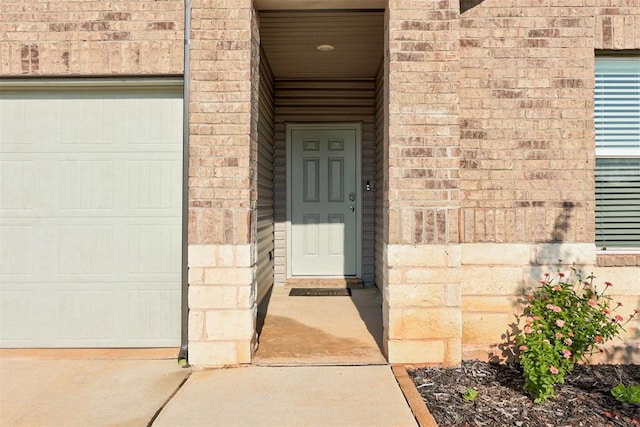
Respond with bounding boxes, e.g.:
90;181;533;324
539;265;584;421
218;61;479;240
517;268;638;403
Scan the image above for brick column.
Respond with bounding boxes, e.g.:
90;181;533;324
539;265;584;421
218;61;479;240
187;1;259;366
385;0;462;366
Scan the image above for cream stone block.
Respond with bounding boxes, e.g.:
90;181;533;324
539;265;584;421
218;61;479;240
189;245;216;267
188;341;240;366
404;267;461;284
189;286;239;309
204;267;254;285
462;243;530;265
236;341;253;364
188;310;204;341
590;267;640;295
236;244;252;267
387;244;453;267
217;246;235;267
462;312;511;344
462;296;519;312
446;283;462;307
205;309;255;341
386;284;447;307
387;340;446;364
445;339;462;367
461;266;523;295
389;308;462;340
188;267;204;285
236;285;256;309
584;340;640;365
535;243;596;265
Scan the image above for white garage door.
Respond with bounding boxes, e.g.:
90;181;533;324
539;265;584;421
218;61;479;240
0;80;183;347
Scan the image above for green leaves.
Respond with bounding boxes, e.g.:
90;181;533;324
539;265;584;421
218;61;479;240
517;268;636;403
462;388;478;402
611;383;640;404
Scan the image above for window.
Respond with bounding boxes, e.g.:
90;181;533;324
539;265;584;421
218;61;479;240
594;56;640;249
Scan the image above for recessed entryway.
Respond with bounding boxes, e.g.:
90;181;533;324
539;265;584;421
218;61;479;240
254;286;385;366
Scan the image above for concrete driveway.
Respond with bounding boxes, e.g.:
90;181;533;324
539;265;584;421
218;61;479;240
0;352;188;427
1;351;418;427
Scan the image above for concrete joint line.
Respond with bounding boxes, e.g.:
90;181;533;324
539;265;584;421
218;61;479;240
147;370;192;427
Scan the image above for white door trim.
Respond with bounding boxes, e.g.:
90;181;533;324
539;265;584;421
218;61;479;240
286;123;362;279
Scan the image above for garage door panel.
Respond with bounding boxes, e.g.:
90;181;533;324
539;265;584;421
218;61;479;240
0;86;182;348
128;159;182;209
128;224;181;274
0;225;34;275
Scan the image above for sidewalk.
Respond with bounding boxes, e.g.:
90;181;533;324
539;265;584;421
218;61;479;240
154;365;417;427
1;358;418;427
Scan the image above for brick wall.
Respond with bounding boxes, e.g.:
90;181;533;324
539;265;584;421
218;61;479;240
459;0;596;244
385;0;462;366
0;0;184;76
455;0;640;364
187;0;259;366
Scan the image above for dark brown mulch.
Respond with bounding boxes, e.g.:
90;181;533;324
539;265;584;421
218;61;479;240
409;360;640;426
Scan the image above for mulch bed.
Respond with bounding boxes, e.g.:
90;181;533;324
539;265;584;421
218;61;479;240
409;360;640;426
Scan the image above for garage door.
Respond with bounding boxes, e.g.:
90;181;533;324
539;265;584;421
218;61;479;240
0;80;183;347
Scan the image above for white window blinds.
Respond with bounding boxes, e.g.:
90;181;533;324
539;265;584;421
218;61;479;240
594;57;640;249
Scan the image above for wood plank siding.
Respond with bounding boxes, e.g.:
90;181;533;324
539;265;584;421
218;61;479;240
374;63;385;291
273;79;377;286
257;51;275;304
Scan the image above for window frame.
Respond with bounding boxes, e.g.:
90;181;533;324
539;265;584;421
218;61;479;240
594;54;640;252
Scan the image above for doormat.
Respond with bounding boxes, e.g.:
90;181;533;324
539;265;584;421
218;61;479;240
289;288;351;297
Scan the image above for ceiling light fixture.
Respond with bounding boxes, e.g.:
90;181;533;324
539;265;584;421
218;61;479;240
316;44;335;52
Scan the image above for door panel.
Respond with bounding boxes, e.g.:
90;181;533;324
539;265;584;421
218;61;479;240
290;128;358;276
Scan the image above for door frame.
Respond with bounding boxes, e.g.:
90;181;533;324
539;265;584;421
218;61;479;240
286;122;363;279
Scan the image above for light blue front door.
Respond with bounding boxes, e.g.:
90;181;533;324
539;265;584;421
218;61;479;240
290;127;358;276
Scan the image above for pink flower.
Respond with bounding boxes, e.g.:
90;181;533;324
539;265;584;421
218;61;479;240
544;272;550;277
519;345;528;351
568;332;574;337
524;326;533;334
553;306;562;313
558;272;565;278
549;365;559;375
616;302;623;308
564;338;573;345
552;285;562;291
603;308;611;314
605;281;612;287
595;336;603;343
546;304;554;310
588;298;597;307
556;319;565;327
533;316;540;321
555;332;563;339
614;315;624;322
525;316;534;324
562;349;572;359
540;280;548;285
527;294;535;301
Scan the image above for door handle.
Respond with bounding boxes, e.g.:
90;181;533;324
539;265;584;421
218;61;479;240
349;206;355;212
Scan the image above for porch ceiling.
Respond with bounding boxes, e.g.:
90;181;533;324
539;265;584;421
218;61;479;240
258;10;384;79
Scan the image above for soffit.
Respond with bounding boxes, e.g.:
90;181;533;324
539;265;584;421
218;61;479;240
258;10;384;79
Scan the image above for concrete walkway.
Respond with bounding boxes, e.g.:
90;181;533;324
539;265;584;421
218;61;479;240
1;358;417;427
153;365;418;427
